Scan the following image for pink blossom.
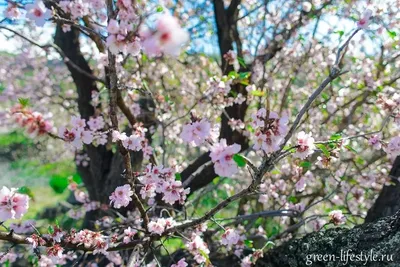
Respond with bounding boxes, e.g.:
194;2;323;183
180;118;212;146
293;131;315;159
302;2;312;12
10;220;35;234
221;228;241;247
0;186;29;221
109;184;133;208
210;139;241;177
141;13;189;57
385;136;400;161
107;19;120;34
148;218;176;235
0;251;18;264
171;259;188;267
251;110;289;154
368;134;382;150
162;180;190;205
25;0;51;27
357;9;373;29
4;3;21;19
123;227;137;244
295;176;306;192
328;210;346;225
87;116;105;131
186;234;210;264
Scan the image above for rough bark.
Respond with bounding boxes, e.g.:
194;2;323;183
259;211;400;267
166;210;400;266
365;156;400;223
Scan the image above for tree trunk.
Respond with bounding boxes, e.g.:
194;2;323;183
365;156;400;223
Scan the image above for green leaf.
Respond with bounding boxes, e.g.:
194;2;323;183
238;72;250;80
156;6;163;12
299;161;311;169
316;144;330;157
175;173;182;181
334;30;344;38
387;30;397;39
18;97;30;107
233;154;246;167
49;175;69;194
244;239;253;248
228;71;239;79
288;195;298;204
251;90;264;97
48;225;54;234
17;186;35;200
344;145;357;153
329;133;342;141
237;57;247;68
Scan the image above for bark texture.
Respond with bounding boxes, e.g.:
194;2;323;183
365;156;400;223
259;210;400;267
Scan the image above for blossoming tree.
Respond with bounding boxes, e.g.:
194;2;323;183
0;0;400;266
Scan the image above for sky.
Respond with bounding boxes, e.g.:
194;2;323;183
0;0;390;57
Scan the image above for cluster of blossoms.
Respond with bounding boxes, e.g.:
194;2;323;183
75;153;90;167
109;184;133;209
293;131;315;159
171;258;188;267
251;108;289;154
377;93;400;113
0;251;19;264
112;128;153;159
223;50;240;70
328;210;346;225
186;234;210;264
10;220;35;234
68;229;109;255
106;19;141;55
148;217;177;235
205;76;233;104
0;186;29;221
11;104;52;137
368;134;382;150
385;136;400;161
59;116;107;149
221;228;245;253
210;139;241;177
141;13;189;57
138;164;189;205
180;115;214;146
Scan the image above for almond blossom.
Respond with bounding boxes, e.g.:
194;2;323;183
221;228;241;247
186;234;210;264
0;186;29;221
250;109;289;154
357;9;373;29
385;136;400;161
141;13;189;57
293;131;315;159
25;0;51;27
4;3;21;19
171;259;188;267
109;184;133;209
328;210;346;225
368;134;382;150
210;139;241;177
148;217;176;235
123;227;137;244
180;118;212;146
